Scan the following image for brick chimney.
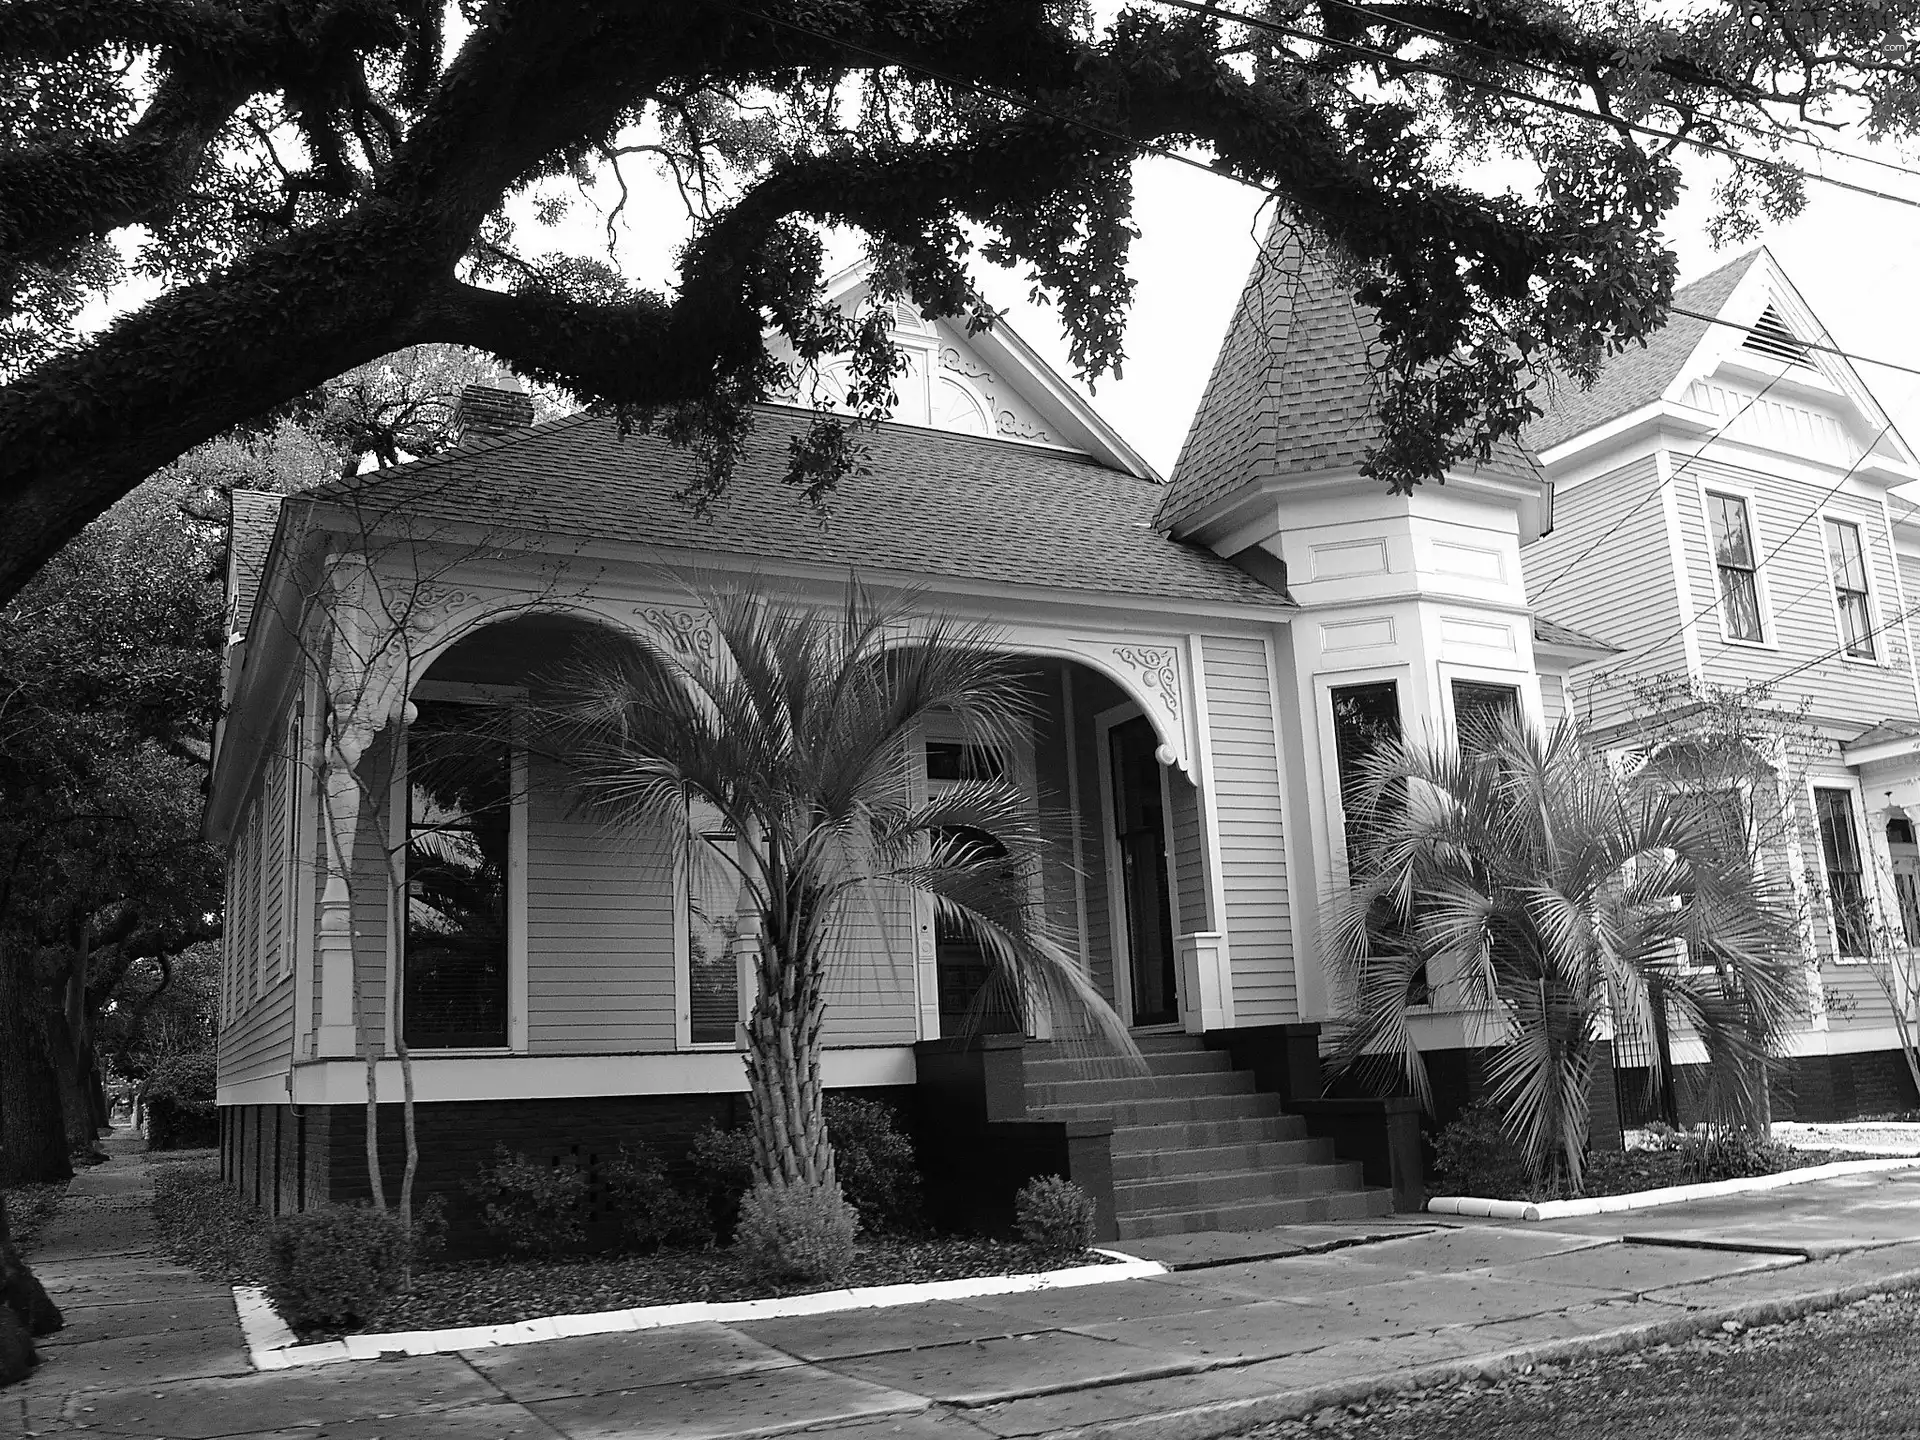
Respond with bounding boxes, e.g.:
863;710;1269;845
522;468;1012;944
452;381;535;442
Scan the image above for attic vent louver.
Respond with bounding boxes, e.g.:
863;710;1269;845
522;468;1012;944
1742;303;1812;368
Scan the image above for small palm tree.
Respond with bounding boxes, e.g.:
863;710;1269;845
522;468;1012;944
1328;718;1801;1192
534;581;1126;1260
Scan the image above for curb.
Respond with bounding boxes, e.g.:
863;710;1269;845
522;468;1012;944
1427;1154;1920;1220
1025;1264;1920;1440
236;1248;1165;1370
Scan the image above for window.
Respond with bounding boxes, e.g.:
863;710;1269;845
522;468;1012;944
687;801;744;1046
1814;787;1870;957
1825;519;1875;659
1451;680;1520;757
1708;493;1764;642
403;700;512;1049
1330;681;1403;868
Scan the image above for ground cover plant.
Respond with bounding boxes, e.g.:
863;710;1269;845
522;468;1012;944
150;1148;1111;1341
1246;1287;1920;1440
1;1182;67;1255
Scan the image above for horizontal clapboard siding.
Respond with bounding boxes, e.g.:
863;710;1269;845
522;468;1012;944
524;754;675;1053
1521;456;1688;730
1202;634;1295;1022
1677;459;1919;726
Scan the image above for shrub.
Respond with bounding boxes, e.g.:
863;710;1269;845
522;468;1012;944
464;1145;586;1255
602;1143;710;1250
409;1193;450;1266
734;1178;860;1284
1015;1175;1095;1255
688;1125;755;1237
825;1096;922;1234
264;1205;409;1332
1679;1124;1785;1183
143;1053;218;1150
1430;1102;1533;1201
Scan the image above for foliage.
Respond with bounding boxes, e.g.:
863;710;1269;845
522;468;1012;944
733;1179;860;1285
11;3;1920;599
687;1125;755;1240
1330;718;1803;1192
0;470;225;1180
825;1096;923;1235
149;1153;268;1287
538;582;1127;1198
601;1143;710;1252
1014;1175;1096;1255
463;1146;587;1256
1677;1124;1788;1183
264;1205;410;1333
1430;1102;1536;1201
142;1051;217;1151
410;1193;450;1267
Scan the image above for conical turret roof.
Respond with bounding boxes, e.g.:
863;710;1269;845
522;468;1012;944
1159;222;1540;534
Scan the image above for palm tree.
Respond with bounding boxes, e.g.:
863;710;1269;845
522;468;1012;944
1327;717;1801;1192
533;581;1127;1248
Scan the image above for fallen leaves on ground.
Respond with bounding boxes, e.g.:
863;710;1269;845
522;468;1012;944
3;1180;69;1253
149;1151;268;1285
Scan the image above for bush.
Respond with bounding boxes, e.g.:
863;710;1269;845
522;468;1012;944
825;1096;922;1234
1015;1175;1095;1255
688;1125;755;1238
464;1145;587;1255
409;1193;449;1266
1679;1124;1786;1182
143;1053;218;1150
734;1178;860;1284
602;1143;710;1251
1430;1101;1533;1200
264;1205;408;1332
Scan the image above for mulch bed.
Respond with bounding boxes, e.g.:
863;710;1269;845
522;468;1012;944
1444;1145;1881;1204
4;1180;70;1254
149;1150;269;1285
368;1236;1107;1336
146;1152;1109;1339
1249;1288;1920;1439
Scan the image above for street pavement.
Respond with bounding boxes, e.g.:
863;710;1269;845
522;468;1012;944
11;1145;1920;1440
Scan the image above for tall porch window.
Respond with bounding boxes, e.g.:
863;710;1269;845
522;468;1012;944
403;700;512;1049
1814;786;1870;958
1330;680;1403;868
687;800;745;1046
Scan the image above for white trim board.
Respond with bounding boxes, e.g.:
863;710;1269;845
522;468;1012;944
241;1250;1166;1371
1429;1154;1920;1222
222;1045;916;1107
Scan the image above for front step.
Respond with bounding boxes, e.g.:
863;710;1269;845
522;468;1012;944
1116;1187;1394;1239
1022;1033;1392;1239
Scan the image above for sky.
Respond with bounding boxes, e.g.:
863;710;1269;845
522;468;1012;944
529;135;1920;480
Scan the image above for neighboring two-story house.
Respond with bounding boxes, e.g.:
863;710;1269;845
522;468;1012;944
208;231;1920;1243
1524;247;1920;1120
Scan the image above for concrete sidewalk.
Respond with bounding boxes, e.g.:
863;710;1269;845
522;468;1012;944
12;1147;1920;1440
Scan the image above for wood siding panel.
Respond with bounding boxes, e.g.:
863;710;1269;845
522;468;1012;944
524;753;675;1054
1169;772;1209;935
1202;635;1295;1022
1521;456;1689;730
1678;458;1920;728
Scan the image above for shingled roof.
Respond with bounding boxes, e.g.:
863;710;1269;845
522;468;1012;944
315;406;1286;609
228;489;284;640
1525;250;1761;453
1158;225;1540;535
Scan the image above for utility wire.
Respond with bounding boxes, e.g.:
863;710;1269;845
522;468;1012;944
1150;0;1920;215
1301;0;1920;191
1529;364;1795;605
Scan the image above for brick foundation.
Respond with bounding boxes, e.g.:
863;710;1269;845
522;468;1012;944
1613;1047;1919;1127
220;1085;915;1250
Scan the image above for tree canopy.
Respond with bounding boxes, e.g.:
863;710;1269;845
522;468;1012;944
6;0;1920;600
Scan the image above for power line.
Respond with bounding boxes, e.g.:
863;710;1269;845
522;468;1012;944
1529;363;1795;605
1302;0;1920;192
1671;306;1920;383
1150;0;1920;216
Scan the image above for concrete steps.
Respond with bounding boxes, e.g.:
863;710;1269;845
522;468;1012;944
1023;1033;1392;1239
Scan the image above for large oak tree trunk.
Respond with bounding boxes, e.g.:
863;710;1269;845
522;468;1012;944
0;948;71;1187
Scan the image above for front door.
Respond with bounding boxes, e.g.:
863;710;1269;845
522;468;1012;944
1109;714;1179;1027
